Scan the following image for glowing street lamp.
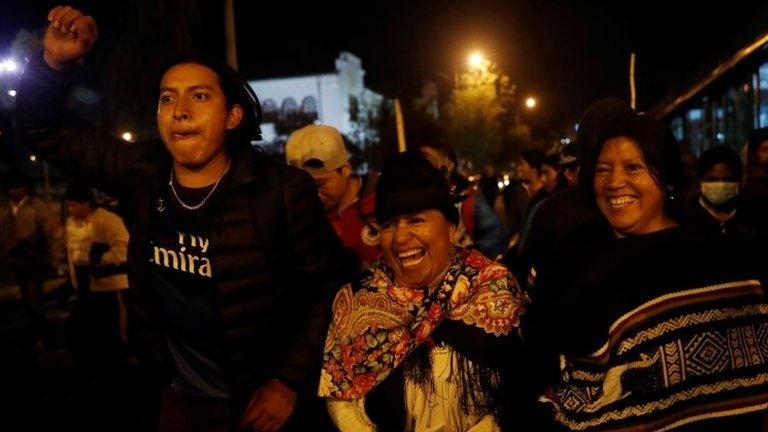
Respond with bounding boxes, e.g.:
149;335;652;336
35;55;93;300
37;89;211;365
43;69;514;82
525;97;537;109
0;58;18;73
468;52;485;69
121;131;134;142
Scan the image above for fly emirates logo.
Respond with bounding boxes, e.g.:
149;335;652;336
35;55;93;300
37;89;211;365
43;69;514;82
151;232;212;278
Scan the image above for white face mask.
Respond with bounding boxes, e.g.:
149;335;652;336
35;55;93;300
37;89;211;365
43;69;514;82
701;181;739;205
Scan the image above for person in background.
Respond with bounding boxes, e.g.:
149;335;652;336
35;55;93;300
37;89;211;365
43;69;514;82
513;98;632;289
742;128;768;226
689;145;767;248
496;149;547;233
286;124;380;265
541;153;567;195
479;163;500;207
63;183;129;356
560;144;580;188
746;127;768;181
524;108;768;431
0;172;57;349
417;142;508;259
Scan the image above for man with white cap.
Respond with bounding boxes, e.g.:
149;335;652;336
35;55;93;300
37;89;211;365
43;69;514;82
286;125;380;265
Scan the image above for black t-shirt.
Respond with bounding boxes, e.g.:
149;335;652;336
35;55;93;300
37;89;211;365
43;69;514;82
149;180;231;399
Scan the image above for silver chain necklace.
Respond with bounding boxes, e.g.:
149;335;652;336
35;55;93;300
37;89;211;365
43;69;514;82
168;159;231;211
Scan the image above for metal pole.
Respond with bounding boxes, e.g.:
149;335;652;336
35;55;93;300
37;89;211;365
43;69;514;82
630;52;636;110
43;161;51;204
225;0;238;70
394;99;407;152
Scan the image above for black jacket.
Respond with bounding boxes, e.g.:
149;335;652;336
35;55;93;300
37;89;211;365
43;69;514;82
513;187;598;289
15;56;353;404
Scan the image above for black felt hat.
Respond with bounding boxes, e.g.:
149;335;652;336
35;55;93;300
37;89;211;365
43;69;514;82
374;152;461;224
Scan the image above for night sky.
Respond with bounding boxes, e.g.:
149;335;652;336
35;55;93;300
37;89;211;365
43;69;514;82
2;0;768;134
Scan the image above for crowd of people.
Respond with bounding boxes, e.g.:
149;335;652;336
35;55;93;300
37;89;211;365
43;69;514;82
1;5;768;432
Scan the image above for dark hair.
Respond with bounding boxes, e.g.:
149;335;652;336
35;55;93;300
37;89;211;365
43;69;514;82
156;54;262;154
576;98;634;185
585;111;685;221
561;143;580;170
542;153;562;170
63;183;96;205
696;145;743;179
520;148;545;173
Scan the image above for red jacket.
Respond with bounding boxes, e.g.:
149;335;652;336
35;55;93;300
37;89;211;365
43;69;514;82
328;192;381;265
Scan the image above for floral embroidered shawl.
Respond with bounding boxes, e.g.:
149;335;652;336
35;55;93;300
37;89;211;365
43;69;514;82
318;247;526;400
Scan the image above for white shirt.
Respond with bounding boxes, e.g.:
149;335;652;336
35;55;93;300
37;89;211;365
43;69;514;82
326;344;500;432
11;196;28;217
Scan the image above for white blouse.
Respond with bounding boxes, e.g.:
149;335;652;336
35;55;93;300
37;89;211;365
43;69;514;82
326;344;500;432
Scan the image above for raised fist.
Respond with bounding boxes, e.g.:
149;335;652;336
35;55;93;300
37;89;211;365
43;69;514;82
43;6;97;71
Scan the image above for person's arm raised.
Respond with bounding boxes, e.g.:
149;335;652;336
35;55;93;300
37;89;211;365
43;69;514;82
43;5;97;71
16;6;157;200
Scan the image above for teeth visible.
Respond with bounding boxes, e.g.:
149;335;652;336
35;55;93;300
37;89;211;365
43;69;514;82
608;196;635;208
397;249;424;268
398;249;422;259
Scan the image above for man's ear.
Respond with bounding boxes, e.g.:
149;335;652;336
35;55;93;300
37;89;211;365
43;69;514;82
340;163;353;177
226;104;244;130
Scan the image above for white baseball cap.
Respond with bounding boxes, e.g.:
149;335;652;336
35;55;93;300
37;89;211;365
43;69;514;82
285;125;349;173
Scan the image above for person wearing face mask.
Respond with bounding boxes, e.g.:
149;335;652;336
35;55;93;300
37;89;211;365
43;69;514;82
689;146;767;245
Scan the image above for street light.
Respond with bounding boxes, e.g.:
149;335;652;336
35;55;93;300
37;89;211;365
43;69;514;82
525;97;537;109
121;131;134;142
0;58;18;73
468;52;485;69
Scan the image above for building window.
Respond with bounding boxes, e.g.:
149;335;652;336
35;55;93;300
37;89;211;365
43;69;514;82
759;62;768;127
262;98;278;123
686;108;704;156
713;98;726;144
724;79;752;150
703;97;715;153
671;116;684;142
280;98;298;120
301;96;318;121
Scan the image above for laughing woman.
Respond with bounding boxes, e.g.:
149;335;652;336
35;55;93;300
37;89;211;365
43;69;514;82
525;107;768;431
319;152;528;431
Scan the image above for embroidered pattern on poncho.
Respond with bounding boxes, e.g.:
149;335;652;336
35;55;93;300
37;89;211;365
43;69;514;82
318;248;525;400
545;280;768;432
